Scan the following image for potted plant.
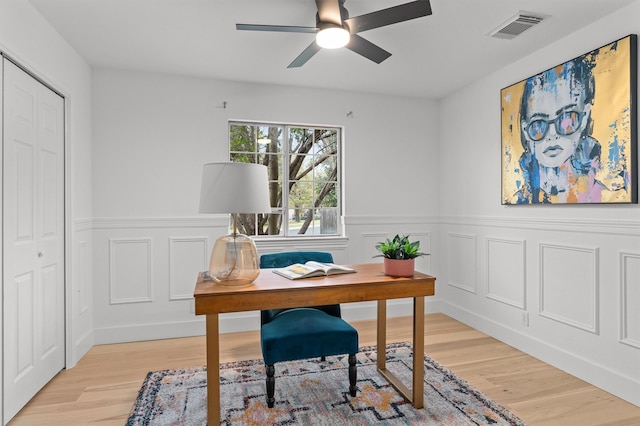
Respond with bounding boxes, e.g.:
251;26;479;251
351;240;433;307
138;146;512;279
374;234;427;277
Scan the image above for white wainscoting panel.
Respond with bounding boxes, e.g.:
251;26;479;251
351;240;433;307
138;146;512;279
411;232;431;247
78;240;89;314
362;232;391;261
447;233;477;293
408;232;431;272
71;222;95;368
169;237;209;300
437;215;639;405
486;237;526;309
539;243;599;334
620;251;640;349
108;238;153;304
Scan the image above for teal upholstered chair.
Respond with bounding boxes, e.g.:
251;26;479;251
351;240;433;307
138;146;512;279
259;251;359;408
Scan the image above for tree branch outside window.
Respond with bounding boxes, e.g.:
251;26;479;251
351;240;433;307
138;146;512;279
229;122;341;237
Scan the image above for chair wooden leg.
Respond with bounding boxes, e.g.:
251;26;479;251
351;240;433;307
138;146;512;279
266;364;275;408
348;354;357;397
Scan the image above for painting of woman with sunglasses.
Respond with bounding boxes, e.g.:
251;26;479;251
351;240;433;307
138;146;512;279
501;35;636;205
517;56;600;204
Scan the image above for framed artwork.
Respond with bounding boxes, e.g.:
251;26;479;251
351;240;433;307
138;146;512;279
501;34;637;205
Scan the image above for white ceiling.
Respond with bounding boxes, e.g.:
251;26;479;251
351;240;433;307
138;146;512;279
28;0;636;99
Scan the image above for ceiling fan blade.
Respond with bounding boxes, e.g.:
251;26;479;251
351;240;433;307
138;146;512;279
346;34;391;64
345;0;432;34
315;0;343;25
236;24;318;34
288;42;322;68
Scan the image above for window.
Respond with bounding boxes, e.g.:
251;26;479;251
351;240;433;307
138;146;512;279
229;121;341;237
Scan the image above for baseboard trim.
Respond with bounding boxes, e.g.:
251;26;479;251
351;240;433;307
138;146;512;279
342;298;442;322
95;319;207;344
70;329;94;367
93;297;442;345
441;302;640;407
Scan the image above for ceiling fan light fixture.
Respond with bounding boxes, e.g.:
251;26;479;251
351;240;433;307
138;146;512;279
316;26;350;49
236;0;433;67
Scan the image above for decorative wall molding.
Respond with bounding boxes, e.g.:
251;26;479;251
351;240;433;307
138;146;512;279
84;214;640;235
78;240;89;314
441;301;639;407
87;212;638;407
74;328;93;355
360;231;431;249
539;243;599;334
361;232;390;241
92;216;227;229
95;319;206;344
108;238;153;304
93;298;443;344
441;215;640;236
256;236;349;253
486;237;526;309
344;215;436;226
73;217;93;232
620;251;640;349
169;237;209;301
408;231;431;249
447;233;477;293
91;214;438;232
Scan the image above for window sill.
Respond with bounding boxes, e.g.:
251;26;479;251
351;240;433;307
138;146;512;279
255;235;349;252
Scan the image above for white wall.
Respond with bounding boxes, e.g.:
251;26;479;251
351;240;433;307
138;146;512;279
438;2;640;406
0;0;94;367
0;0;94;421
90;69;440;341
4;0;637;413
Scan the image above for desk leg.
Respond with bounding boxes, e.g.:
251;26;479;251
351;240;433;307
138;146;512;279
376;298;416;405
413;296;425;408
206;314;221;426
377;300;387;370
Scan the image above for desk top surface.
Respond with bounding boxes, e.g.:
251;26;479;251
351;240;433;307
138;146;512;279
194;263;435;314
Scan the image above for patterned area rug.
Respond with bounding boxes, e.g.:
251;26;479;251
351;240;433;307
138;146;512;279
127;342;526;425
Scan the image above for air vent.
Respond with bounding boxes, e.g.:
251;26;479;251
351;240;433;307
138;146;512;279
487;12;548;40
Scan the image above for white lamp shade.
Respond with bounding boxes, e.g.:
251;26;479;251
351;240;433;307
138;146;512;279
199;162;271;214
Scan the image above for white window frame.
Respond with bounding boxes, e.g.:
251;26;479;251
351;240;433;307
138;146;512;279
229;120;344;239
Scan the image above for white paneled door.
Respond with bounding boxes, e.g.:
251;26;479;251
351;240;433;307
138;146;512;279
2;58;65;423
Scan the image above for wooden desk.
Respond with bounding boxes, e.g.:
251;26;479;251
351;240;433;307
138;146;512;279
194;263;436;425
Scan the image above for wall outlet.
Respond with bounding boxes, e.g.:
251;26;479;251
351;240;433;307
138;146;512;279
190;299;195;314
521;312;529;326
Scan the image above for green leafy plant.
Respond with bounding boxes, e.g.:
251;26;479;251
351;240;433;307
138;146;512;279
374;234;427;260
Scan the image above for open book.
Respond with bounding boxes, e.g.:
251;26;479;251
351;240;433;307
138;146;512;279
272;261;356;280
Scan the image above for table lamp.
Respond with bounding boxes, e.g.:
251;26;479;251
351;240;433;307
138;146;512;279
199;162;271;286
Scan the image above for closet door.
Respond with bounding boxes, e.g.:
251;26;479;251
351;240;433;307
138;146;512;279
2;58;65;423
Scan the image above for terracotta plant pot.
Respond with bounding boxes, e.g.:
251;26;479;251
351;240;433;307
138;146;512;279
383;258;415;277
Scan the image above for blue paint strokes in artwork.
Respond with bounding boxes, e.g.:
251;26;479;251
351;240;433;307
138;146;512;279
608;127;621;166
515;50;606;204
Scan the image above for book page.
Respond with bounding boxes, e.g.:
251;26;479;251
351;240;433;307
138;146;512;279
272;263;325;280
305;261;356;275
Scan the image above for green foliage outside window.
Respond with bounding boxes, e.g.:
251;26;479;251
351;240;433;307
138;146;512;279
229;122;341;237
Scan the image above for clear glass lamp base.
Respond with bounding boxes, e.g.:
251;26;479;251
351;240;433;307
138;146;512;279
208;233;260;287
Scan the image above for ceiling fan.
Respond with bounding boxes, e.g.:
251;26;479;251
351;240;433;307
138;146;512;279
236;0;433;68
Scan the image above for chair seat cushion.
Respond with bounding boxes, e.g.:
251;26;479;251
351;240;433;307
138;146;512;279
261;308;358;365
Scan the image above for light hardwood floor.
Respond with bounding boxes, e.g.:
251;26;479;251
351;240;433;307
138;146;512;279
8;313;640;425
